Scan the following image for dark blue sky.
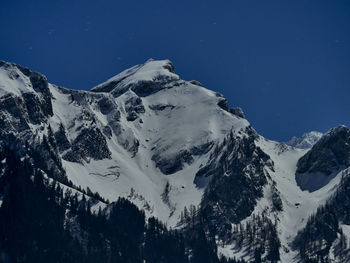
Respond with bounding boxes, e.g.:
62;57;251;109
1;0;349;141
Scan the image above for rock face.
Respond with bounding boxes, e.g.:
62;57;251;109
0;61;53;136
195;126;273;237
296;126;350;191
229;107;245;118
124;96;145;121
297;127;350;175
54;124;71;152
91;59;181;97
217;98;245;118
63;127;111;162
152;142;213;175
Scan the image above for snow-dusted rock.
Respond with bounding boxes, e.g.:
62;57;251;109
296;126;350;191
287;131;323;149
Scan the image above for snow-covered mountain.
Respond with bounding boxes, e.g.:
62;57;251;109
0;59;349;263
286;131;323;149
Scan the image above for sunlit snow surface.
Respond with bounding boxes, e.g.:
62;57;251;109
0;63;38;97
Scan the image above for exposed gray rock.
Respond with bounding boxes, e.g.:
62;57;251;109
102;125;112;138
229;107;245;118
108;121;139;155
149;104;175;112
91;59;181;98
106;110;121;124
130;139;140;157
217;98;229;111
90;65;143;93
126;97;144;112
152;150;194;175
271;184;283;212
63;127;111;162
13;62;53;117
0;62;53;129
189;80;202;86
162;60;175;73
297;126;350;175
0;94;30;132
296;126;350;191
115;77;182;98
92;80;121;93
126;111;138;122
97;97;118;115
152;142;213;175
217;99;245;118
54;123;71;152
22;93;48;124
194;126;273;238
125;96;145;121
28;71;53;116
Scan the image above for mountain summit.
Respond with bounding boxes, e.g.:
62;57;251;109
287;131;323;149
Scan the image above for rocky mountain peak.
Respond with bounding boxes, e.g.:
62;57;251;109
287;131;323;149
323;124;349;138
91;59;180;97
0;60;53;132
0;60;50;98
296;125;350;191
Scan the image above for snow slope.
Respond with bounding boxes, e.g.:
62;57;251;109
0;62;35;97
257;138;346;262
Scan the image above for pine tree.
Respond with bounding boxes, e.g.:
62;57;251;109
183;206;189;222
